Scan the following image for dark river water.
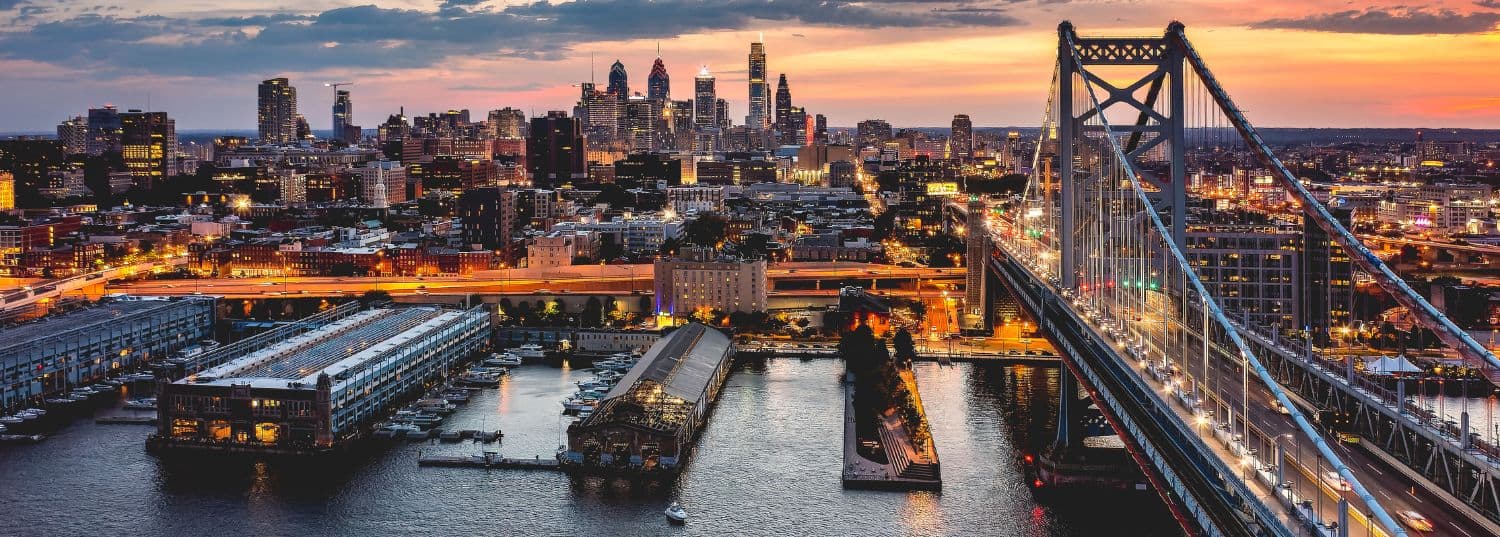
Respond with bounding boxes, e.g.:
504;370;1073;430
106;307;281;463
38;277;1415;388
0;359;1180;536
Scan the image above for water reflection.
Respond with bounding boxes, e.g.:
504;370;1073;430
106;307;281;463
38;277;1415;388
0;358;1177;536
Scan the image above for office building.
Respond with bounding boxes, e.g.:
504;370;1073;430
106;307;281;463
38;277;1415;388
608;60;629;100
86;106;122;155
1;297;215;411
648;56;671;101
488;107;526;139
258;78;299;144
950;114;973;160
623;96;657;152
0;172;14;211
857;119;893;148
151;305;489;455
120;110;175;190
774;74;793;144
527;111;586;187
694;67;717;131
748;40;769;130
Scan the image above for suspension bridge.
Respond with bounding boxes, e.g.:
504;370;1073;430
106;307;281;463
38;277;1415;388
962;21;1500;537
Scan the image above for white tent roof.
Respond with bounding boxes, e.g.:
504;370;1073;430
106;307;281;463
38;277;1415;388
1363;355;1422;375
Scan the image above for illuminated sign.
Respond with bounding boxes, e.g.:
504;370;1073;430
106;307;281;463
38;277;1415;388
926;182;960;196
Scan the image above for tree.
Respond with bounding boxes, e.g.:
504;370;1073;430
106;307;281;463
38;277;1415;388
684;213;729;247
598;233;625;261
893;328;917;364
582;296;604;328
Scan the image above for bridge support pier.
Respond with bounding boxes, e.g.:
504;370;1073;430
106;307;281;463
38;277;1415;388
1031;366;1148;496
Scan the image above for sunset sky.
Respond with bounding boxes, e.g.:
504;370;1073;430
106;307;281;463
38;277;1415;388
1;0;1498;131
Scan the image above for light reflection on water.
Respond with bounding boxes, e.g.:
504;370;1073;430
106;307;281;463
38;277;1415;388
0;358;1179;536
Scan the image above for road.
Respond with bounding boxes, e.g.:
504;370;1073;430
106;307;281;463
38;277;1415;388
105;262;963;298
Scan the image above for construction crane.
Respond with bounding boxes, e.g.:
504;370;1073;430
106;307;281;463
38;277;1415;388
324;81;354;92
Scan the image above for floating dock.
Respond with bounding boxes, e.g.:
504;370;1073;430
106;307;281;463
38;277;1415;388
96;415;157;425
418;452;561;470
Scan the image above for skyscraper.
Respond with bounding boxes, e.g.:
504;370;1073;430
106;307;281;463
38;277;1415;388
258;78;299;144
608;60;629;101
715;99;731;130
120;109;175;190
774;74;794;145
332;89;354;143
694;67;717;131
624;95;656;152
950;114;973;160
648;57;671;101
527;111;586;188
86;106;122;156
814;114;828;144
747;39;769;131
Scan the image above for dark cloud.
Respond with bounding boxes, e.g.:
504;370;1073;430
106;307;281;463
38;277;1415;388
1252;7;1500;35
1478;0;1500;9
0;1;1023;78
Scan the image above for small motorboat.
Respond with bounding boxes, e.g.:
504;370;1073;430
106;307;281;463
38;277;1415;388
664;502;688;524
123;397;157;410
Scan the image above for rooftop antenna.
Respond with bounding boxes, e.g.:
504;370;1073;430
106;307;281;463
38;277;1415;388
759;31;764;43
591;53;596;85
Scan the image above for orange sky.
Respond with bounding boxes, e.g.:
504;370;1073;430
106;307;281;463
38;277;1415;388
1;1;1497;130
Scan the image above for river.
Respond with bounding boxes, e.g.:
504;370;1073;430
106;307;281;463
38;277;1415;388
0;359;1181;536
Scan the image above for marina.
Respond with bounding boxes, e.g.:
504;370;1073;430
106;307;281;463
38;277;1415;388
0;358;1189;535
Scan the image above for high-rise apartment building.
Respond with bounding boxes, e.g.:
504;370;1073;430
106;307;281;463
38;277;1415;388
694;67;717;131
332;89;354;143
527;111;586;188
715;99;731;130
258;78;299;144
648;57;671;101
56;116;88;156
747;40;769;130
119;110;175;191
950;114;973;160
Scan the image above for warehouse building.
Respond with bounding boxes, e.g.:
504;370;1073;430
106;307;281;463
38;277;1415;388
1;296;215;412
149;305;489;455
562;323;733;477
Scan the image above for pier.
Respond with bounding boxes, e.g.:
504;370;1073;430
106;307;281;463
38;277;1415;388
842;372;943;491
96;415;157;425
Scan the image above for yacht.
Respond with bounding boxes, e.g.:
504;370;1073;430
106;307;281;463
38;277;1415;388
483;353;523;367
664;502;688;524
513;344;546;359
561;397;598;413
0;414;24;426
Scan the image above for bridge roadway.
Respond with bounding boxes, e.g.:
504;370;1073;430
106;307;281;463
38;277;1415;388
105;262;962;298
1170;320;1499;537
991;251;1288;536
989;238;1492;536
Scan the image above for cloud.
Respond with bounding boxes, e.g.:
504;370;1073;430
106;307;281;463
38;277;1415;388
0;0;23;11
0;1;1024;78
1252;7;1500;35
1479;1;1500;9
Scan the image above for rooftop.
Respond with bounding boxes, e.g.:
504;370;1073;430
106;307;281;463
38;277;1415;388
0;297;208;356
579;323;732;434
185;306;454;390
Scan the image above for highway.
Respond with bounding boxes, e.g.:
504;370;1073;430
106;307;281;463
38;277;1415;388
106;262;963;298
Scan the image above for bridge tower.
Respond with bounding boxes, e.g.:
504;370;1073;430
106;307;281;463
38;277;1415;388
1057;21;1187;289
962;196;990;333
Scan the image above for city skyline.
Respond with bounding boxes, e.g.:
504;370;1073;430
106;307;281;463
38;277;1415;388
2;0;1500;131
